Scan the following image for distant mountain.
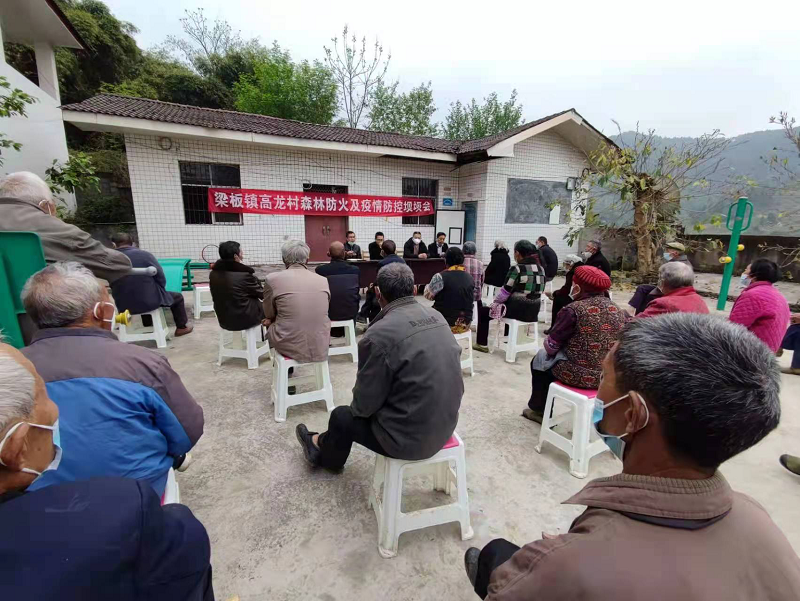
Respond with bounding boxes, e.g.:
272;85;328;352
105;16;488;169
608;129;800;237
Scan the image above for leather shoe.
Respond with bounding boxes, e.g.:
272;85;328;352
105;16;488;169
296;424;321;466
174;325;194;336
522;408;543;423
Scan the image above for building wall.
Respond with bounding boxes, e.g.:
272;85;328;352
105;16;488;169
125;134;459;264
480;130;588;262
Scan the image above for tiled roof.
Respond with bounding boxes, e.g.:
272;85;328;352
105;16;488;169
61;95;601;157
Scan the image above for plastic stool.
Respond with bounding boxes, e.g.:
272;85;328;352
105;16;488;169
329;319;358;363
495;319;539;363
453;330;474;376
470;301;479;331
117;308;170;349
193;283;214;317
162;468;180;505
218;325;270;369
540;294;551;324
535;382;608;478
368;432;473;558
482;284;496;303
270;350;334;422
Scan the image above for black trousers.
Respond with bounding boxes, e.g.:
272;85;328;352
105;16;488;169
142;292;188;328
528;364;556;412
550;293;572;324
476;300;511;347
317;406;391;470
473;538;521;599
629;284;660;314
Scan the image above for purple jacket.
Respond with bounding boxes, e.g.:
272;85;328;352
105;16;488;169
729;281;790;352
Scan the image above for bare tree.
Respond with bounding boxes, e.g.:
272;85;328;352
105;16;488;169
324;26;390;129
165;8;243;68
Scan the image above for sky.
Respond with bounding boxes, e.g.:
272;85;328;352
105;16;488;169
105;0;799;138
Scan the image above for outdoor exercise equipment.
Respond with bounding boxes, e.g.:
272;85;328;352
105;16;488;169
716;196;753;311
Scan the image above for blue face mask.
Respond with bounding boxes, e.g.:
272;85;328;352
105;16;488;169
662;252;672;261
739;273;751;288
592;394;649;461
0;419;62;479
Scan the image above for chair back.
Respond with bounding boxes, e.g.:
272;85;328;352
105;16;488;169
0;232;46;348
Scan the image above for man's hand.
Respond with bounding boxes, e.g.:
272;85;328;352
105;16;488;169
262;318;273;327
418;253;428;259
791;313;800;325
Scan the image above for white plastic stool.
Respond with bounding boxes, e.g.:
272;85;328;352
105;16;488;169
117;308;171;349
453;330;474;377
193;284;214;317
218;325;271;369
329;319;358;363
540;294;551;324
368;432;473;558
270;350;334;422
470;301;479;331
535;382;608;478
162;468;180;504
482;284;496;303
495;319;539;363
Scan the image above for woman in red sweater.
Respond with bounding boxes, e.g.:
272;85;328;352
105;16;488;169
729;258;790;352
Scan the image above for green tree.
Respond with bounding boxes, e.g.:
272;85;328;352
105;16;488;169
0;76;37;166
234;46;338;124
442;90;524;140
368;81;439;136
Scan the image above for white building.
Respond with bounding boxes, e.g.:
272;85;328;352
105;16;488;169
0;0;84;206
62;94;612;263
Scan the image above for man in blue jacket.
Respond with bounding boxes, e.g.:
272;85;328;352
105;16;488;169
21;262;204;496
110;232;193;336
0;343;214;601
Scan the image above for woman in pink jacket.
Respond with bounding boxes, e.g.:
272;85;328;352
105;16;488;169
730;258;790;352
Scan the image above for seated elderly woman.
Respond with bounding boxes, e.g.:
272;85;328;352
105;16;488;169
424;246;475;333
730;258;791;353
19;262;204;495
523;265;626;423
543;253;583;331
475;240;546;351
465;313;800;600
264;240;331;363
636;261;708;317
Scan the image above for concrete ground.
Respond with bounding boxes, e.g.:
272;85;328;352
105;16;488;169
149;280;799;600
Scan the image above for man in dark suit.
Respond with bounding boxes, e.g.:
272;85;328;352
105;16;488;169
368;232;385;260
428;232;449;258
358;240;405;322
536;236;558;281
110;232;193;336
403;231;429;259
583;239;612;277
316;241;360;336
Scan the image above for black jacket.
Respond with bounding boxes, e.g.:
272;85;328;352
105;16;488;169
344;242;361;258
484;248;511;287
316;259;360;321
428;242;449;259
0;478;213;601
433;269;475;326
586;250;612;277
111;246;175;314
379;254;406;269
554;261;584;298
538;244;559;279
403;238;429;258
368;241;383;260
209;260;265;331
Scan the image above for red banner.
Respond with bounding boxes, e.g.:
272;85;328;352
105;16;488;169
208;188;435;217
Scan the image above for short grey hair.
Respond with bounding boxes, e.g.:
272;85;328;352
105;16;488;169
494;240;507;250
614;313;781;469
281;240;310;265
588;239;602;251
0;171;53;205
22;262;104;328
658;261;694;291
463;241;477;256
376;263;414;303
0;352;36;434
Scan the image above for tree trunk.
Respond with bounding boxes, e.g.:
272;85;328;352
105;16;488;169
633;196;654;275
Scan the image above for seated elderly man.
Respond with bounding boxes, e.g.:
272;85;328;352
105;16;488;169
524;266;626;423
0;344;214;600
210;240;265;332
628;241;692;314
20;262;204;495
316;241;360;336
465;313;800;599
264;240;331;363
295;263;463;470
425;246;475;332
110;232;193;336
543;253;583;332
636;261;709;317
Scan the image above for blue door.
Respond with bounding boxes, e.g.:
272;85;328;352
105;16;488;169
463;202;477;243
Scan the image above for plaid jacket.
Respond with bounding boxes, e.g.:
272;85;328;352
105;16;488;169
503;256;546;297
463;256;484;301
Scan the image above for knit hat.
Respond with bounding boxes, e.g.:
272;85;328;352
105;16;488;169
573;265;611;293
564;253;582;264
666;241;685;252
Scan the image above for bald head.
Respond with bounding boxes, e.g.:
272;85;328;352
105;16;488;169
329;241;346;260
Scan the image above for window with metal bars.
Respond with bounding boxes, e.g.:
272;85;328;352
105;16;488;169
179;162;243;225
401;177;437;226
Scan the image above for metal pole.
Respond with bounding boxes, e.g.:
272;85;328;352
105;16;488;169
717;196;751;311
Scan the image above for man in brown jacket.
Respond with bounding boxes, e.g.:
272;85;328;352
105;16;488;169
465;313;800;600
263;240;331;363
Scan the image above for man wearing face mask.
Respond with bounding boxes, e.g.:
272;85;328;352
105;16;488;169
628;241;691;315
403;231;429;259
465;313;800;600
20;262;204;496
0;344;215;601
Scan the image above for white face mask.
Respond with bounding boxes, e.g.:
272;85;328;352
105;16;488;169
413;238;421;244
569;285;581;300
0;419;62;478
93;301;116;323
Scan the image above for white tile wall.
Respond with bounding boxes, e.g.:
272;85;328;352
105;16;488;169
124;129;588;265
